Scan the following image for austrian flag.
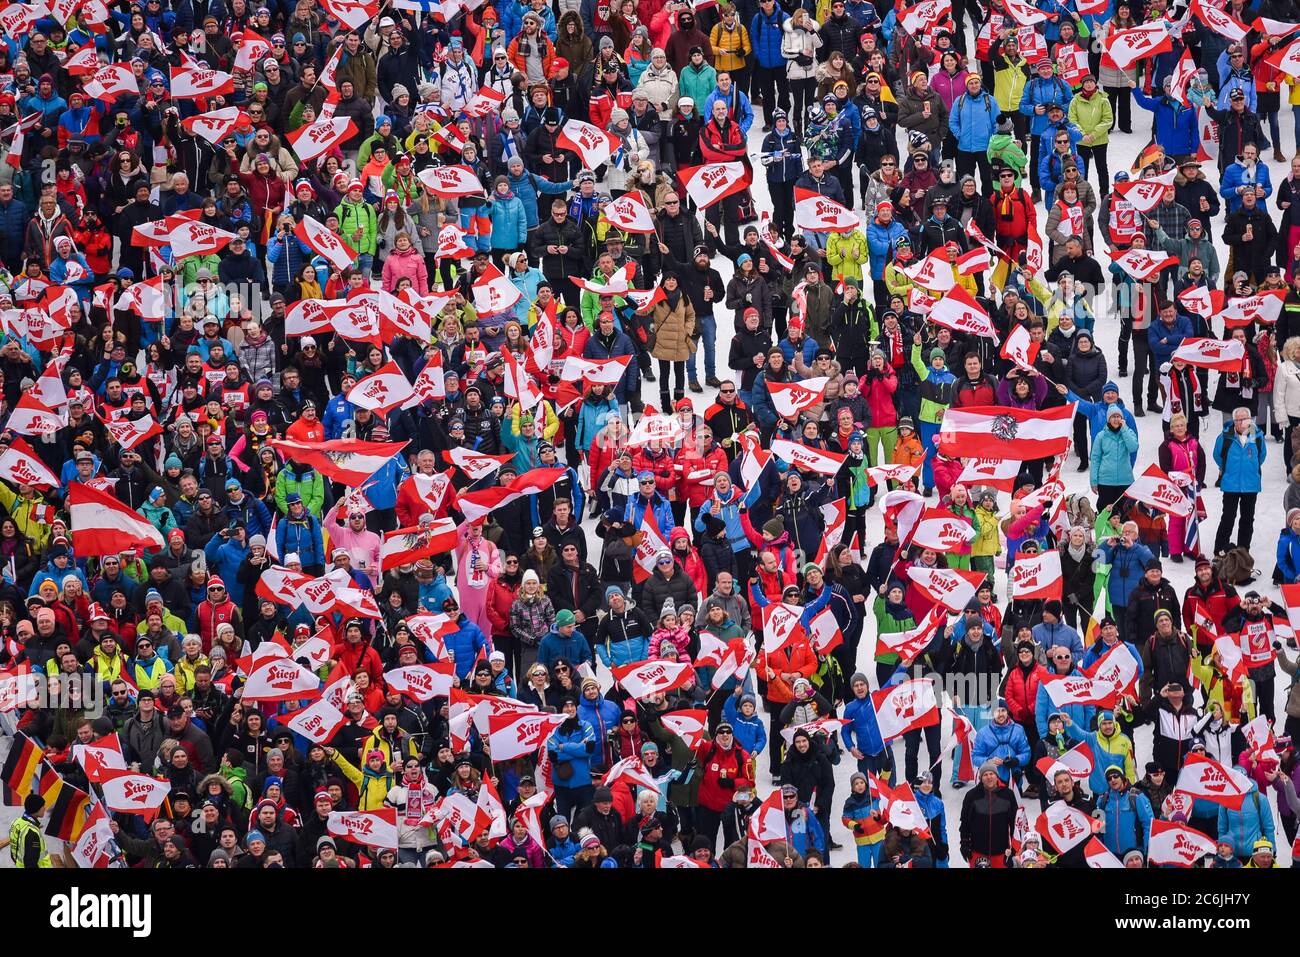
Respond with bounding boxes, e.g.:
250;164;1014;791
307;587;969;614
793;188;858;232
937;405;1074;460
612;660;694;700
678;163;750;210
1171;337;1246;372
557;119;619;170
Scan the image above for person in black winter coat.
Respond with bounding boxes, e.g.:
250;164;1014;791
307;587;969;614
1124;563;1181;646
959;763;1017;864
698;515;738;590
781;728;837;843
1046;771;1096;867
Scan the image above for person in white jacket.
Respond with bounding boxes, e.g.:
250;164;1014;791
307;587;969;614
386;757;441;865
1272;335;1300;476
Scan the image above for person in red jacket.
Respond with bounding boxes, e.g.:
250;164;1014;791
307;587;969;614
329;618;384;686
992;166;1033;263
668;525;707;596
1181;558;1241;652
676;424;729;515
1000;635;1046;749
692;724;751;852
950;353;998;407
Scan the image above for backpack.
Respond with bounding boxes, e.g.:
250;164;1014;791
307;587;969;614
1098;789;1143;852
1215;546;1256;588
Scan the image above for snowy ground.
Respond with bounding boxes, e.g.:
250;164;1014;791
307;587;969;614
591;58;1300;867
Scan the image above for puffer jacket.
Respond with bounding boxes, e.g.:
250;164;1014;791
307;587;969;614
1094;540;1154;610
1090;420;1138;487
1213;422;1265;494
948;90;1000;153
546;718;596;789
488;191;529;250
1095;786;1154;858
971;719;1030;784
649;293;696;363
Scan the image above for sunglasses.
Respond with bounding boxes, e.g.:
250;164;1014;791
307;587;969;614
719;388;735;394
555;666;570;673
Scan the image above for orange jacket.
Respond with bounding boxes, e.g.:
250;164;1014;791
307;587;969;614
758;641;816;704
507;33;559;80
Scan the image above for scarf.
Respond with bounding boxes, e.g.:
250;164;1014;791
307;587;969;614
1057;199;1084;239
1067;540;1088;562
1161;364;1202;421
403;770;432;825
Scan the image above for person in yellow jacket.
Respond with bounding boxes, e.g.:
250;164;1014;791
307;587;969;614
89;633;128;686
1190;651;1256;727
329;746;398;811
0;481;52;552
826;229;868;287
361;711;417;766
971;489;1002;580
9;795;51;868
709;6;752;80
991;35;1029;119
173;636;210;694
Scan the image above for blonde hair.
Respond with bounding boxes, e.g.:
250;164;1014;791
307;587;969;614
1284;336;1300;363
1169;412;1188;430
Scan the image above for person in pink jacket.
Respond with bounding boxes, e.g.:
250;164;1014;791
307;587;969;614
455;521;503;637
323;500;383;588
381;233;430;295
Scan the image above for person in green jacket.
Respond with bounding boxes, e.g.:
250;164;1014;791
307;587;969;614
1067;75;1114;194
1090;406;1139;510
826;229;868;288
987;117;1028;184
910;336;956;494
336;183;378;272
678;51;718;109
275;462;326;517
1147;220;1220;286
873;586;915;687
140;487;179;541
179;252;222;287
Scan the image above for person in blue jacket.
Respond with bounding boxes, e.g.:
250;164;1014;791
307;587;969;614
487;175;529;256
1019;59;1072;194
1217;777;1276;861
1035;648;1096;736
703;73;754;138
1094;523;1154;643
203;524;250;606
441;596;490;679
322;374;357;440
1212;410;1265;555
722;691;768;760
749;0;789;128
28;546;89;598
948;73;1000;192
537;609;594;671
914;772;949;867
843;671;891;777
575;385;619;455
1215;44;1257;112
1132;79;1198;158
1276;508;1300;585
624;472;674;531
275;495;326;573
577;676;622;769
362;425;410;527
1063;380;1139;461
1095;765;1154;859
1220;145;1273;214
506;155;572;230
546;697;597;818
1147;300;1192;369
781;783;827;858
971;701;1031;786
1032;601;1084;661
547;814;581;866
1064;708;1139;796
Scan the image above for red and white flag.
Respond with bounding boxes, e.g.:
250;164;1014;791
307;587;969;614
866;461;920;488
241;658;321;702
1002;0;1049;24
1084;837;1124;868
1042;672;1115;708
612;659;695;700
318;0;380;29
1102;21;1173;70
1255;16;1300;39
604;191;657;234
760;602;806;655
557;118;619;170
1000;324;1040;372
74;734;128;783
806;608;842;656
1171;337;1245;372
1084;641;1142;701
5;392;64;436
1174;752;1250;809
435;223;475;260
678;163;750;210
747;839;783;867
83;63;138;101
871;678;939;741
328;808;399;849
1035;802;1093;853
1221;289;1286;328
956;457;1019;491
927;285;997;338
1196;105;1220;162
659;710;708;749
169;66;234;97
460;86;507;118
0;438;59;489
287;116;357;163
602;756;660;793
955;246;992;277
234;31;274;72
769;438;846;476
559;355;631;386
71;803;115;869
937;404;1074;460
103;415;162;451
181;106;241;145
472;263;523;315
906;566;987;611
1167;48;1198;105
1125;463;1194;518
1177;284;1224;320
65;45;102;76
69;481;165;555
273;437;407;486
1109;247;1178;281
283;697;348;745
98;769;170;816
1191;0;1248;41
876;605;947;667
899;0;951;34
903;249;957;293
347;361;414;414
487;709;568;761
909;507;976;553
794;187;859;232
1009;550;1063;601
1148;819;1216;866
1035;740;1095;783
456;467;564;523
1112;168;1177;213
443;446;512;482
379;519;460;572
766;377;829;419
295;214;357;272
384;662;456;702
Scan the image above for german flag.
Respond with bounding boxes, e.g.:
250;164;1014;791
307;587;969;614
0;731;43;805
1130;142;1165;174
43;779;92;843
